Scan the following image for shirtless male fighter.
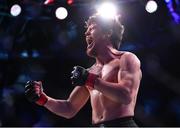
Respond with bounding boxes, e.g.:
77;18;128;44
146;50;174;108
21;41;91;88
25;13;142;127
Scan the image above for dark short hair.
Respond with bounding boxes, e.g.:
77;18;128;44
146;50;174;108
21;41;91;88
85;13;124;49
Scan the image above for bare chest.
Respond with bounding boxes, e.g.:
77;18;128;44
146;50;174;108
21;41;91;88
101;65;119;82
88;62;121;110
89;62;120;83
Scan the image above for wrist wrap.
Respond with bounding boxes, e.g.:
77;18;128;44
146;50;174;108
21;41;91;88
85;73;98;88
36;93;48;106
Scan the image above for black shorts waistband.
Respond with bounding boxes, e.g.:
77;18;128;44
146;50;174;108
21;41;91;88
92;116;138;127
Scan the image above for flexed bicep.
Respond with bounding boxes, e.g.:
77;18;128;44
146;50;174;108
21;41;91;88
118;52;142;94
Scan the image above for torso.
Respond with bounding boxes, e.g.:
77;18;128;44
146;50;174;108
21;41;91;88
87;51;140;124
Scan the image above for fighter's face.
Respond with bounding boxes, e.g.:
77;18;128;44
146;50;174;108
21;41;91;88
85;23;104;57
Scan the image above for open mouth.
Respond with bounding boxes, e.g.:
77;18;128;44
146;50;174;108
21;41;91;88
86;36;94;49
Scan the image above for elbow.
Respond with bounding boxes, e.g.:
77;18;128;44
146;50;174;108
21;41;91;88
55;102;78;119
113;91;132;105
122;82;133;105
64;114;74;119
121;89;132;105
55;110;76;119
123;94;132;105
64;110;77;119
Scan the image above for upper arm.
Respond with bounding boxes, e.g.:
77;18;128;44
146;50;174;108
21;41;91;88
67;86;90;114
118;52;142;93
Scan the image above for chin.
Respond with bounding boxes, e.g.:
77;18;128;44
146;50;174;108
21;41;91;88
86;48;97;57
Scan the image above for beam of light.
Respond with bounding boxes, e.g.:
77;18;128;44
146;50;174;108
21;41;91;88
97;2;117;19
44;0;54;5
10;4;21;17
145;0;158;13
55;7;68;20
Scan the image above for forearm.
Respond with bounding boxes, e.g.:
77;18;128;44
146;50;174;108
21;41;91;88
94;78;131;104
44;97;75;119
25;80;88;119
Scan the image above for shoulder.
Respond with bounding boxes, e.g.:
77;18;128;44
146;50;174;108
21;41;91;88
122;52;140;63
110;48;139;63
121;51;141;72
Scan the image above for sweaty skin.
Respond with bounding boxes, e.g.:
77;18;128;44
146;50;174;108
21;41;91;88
43;21;142;125
84;22;142;124
87;50;142;124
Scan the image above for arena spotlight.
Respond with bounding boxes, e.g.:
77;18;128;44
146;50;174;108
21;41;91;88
55;7;68;20
10;4;21;17
67;0;74;5
97;2;117;19
165;0;170;3
145;0;158;13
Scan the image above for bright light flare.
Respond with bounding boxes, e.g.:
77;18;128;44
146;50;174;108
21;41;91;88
55;7;68;20
97;2;117;19
10;4;21;17
67;0;74;5
145;0;158;13
165;0;170;3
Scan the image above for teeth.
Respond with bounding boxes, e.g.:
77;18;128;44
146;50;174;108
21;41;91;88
86;36;94;49
87;40;93;48
88;40;92;44
86;37;92;45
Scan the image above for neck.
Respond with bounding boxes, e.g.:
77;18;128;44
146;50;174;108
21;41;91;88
95;46;116;66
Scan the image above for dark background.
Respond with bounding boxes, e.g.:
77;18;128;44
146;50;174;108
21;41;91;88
0;0;180;126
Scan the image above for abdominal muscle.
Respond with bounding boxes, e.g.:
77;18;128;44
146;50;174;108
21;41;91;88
89;88;135;124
